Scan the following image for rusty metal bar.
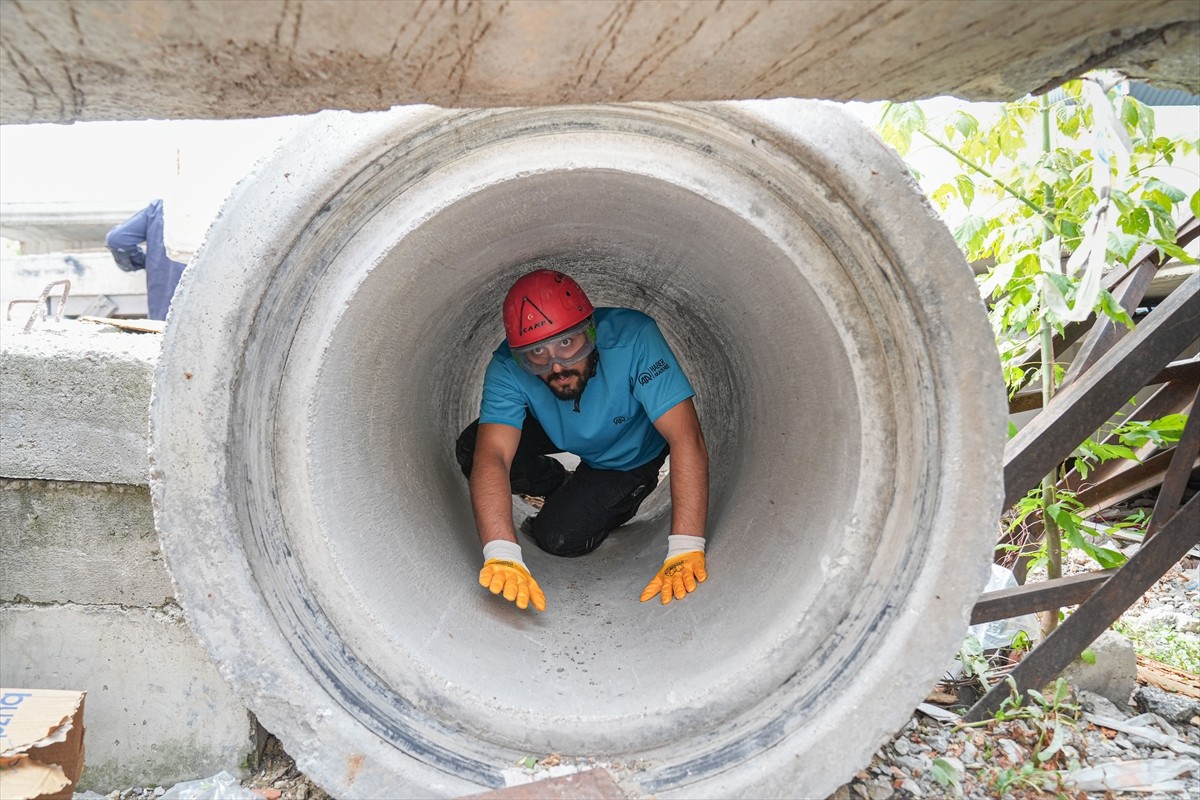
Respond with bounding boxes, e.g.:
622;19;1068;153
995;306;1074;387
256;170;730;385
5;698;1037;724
970;569;1116;625
1074;449;1196;518
11;280;72;333
1009;357;1200;415
1004;272;1200;508
1145;385;1200;540
966;490;1200;722
1062;377;1199;492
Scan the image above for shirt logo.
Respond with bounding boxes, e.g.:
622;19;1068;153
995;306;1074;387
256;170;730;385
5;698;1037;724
637;359;670;385
613;416;626;425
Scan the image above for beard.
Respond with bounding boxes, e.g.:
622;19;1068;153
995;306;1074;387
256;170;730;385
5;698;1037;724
541;352;597;401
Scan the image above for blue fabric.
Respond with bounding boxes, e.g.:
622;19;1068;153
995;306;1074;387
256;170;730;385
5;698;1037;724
105;199;187;321
479;307;695;471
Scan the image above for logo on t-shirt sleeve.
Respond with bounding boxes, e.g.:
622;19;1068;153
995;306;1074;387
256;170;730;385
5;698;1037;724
637;358;671;385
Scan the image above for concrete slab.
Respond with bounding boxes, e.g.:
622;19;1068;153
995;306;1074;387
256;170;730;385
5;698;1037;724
0;479;173;606
1;1;1197;123
0;320;160;485
0;603;251;791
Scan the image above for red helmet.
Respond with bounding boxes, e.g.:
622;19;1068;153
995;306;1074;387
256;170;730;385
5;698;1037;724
503;269;595;348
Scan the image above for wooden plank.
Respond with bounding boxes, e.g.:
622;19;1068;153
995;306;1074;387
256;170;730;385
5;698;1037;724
970;570;1116;625
965;491;1200;722
1136;655;1200;699
1003;271;1200;508
78;316;166;334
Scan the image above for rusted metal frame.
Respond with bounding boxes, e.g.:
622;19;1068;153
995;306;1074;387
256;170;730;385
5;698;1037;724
1073;449;1197;518
970;569;1117;626
1003;271;1200;509
1145;384;1200;539
965;490;1200;723
1061;376;1198;491
1061;257;1161;388
1010;357;1200;415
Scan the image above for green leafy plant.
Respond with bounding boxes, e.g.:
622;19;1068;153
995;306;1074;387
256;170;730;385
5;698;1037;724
877;73;1197;633
961;677;1081;795
930;756;963;796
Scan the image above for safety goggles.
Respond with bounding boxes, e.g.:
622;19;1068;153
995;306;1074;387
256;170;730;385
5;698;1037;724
511;319;597;375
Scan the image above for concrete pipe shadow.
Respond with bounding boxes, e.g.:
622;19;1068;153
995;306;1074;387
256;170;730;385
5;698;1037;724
149;100;1005;798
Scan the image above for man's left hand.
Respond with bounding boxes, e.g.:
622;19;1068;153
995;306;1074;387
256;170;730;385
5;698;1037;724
640;550;707;605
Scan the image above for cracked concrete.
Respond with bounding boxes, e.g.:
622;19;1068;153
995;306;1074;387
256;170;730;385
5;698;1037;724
0;320;250;791
0;1;1197;124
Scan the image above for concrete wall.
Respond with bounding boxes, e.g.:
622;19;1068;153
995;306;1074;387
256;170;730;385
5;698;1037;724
0;320;250;791
1;0;1197;124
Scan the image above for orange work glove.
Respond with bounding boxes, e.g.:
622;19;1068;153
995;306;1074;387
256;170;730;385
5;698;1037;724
479;540;546;612
640;535;707;605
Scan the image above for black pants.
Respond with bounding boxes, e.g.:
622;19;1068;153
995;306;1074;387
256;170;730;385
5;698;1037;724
456;415;667;558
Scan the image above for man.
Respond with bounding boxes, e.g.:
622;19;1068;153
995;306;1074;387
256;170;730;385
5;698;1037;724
105;199;187;321
456;269;709;612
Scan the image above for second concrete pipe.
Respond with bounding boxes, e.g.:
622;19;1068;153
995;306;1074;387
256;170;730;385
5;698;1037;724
150;100;1005;798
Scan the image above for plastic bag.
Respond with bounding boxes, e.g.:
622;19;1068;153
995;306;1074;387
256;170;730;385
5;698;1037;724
968;564;1040;650
160;772;259;800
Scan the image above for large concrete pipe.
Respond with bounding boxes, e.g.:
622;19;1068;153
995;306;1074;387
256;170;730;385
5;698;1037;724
149;101;1005;798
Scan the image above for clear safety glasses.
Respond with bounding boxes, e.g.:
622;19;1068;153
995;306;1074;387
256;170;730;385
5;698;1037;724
511;319;596;375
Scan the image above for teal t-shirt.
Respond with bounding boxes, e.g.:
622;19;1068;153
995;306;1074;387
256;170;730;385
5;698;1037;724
479;308;695;471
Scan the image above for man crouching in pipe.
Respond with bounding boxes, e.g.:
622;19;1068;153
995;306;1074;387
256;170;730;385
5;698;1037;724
455;269;709;612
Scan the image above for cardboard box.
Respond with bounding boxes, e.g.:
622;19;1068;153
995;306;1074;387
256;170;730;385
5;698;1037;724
0;689;86;800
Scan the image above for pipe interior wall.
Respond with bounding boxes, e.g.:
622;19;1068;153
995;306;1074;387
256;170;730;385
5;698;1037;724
150;101;1005;798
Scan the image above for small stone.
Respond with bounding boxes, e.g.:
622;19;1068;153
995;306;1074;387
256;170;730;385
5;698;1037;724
153;789;165;798
867;780;893;800
893;737;911;756
900;778;923;797
1133;685;1200;724
829;785;853;800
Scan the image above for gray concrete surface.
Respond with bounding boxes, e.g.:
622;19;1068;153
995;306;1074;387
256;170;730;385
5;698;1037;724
0;479;173;606
0;604;250;791
149;100;1006;798
0;1;1196;124
0;320;251;791
1061;629;1139;708
0;321;160;485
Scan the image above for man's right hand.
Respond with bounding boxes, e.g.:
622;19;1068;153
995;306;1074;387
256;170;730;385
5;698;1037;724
479;557;546;612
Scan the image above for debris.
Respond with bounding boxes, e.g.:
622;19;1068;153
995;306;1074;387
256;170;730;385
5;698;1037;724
1068;757;1198;793
1084;713;1200;756
0;687;86;800
160;772;259;800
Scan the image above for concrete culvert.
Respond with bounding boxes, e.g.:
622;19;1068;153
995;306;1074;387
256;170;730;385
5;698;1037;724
150;100;1005;798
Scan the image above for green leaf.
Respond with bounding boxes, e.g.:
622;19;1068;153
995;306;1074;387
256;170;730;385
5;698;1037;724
879;101;927;155
930;757;961;789
1036;721;1066;764
1080;648;1097;665
1098;289;1135;330
947;110;979;140
1191;189;1200;220
1155;240;1199;265
1145;178;1186;203
1107;231;1139;264
953;215;989;257
955;174;976;208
